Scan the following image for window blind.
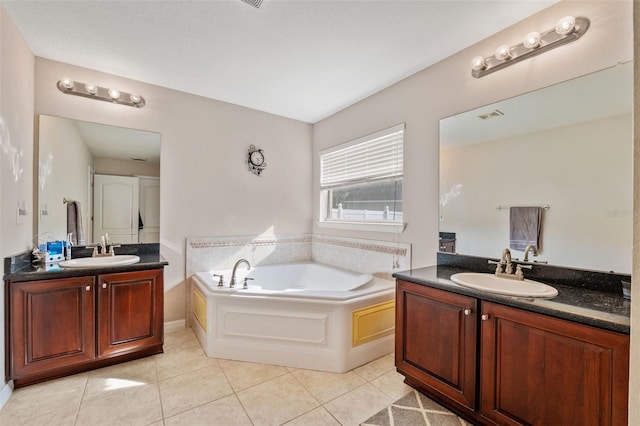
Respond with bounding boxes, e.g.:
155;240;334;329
320;123;404;189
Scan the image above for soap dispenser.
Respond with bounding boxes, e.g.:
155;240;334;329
65;233;73;260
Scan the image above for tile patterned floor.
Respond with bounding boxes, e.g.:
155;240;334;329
0;327;462;425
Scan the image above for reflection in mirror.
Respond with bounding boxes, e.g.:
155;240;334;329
439;63;632;273
36;115;161;245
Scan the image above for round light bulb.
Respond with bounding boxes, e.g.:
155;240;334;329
494;45;512;61
555;16;576;35
471;56;486;71
129;93;142;104
59;78;74;90
108;88;121;100
523;32;541;49
85;83;98;95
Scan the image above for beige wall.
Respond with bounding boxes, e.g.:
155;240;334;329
0;4;35;406
34;58;313;322
631;2;639;424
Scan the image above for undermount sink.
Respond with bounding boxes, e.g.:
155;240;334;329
59;255;140;269
450;272;558;298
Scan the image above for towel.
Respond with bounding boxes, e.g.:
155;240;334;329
509;206;541;251
66;200;86;245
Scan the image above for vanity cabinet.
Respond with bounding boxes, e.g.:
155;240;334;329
6;268;164;386
395;280;630;426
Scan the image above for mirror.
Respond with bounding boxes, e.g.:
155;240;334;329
36;115;161;245
439;63;632;274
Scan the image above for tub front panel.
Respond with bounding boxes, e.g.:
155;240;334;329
352;300;396;346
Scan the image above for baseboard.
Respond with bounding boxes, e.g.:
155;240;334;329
164;319;186;333
0;380;13;409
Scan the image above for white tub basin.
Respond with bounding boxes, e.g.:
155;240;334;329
450;272;558;298
59;255;140;269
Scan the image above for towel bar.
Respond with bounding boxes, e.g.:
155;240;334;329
496;205;550;211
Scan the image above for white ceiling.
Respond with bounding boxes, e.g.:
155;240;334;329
3;0;558;123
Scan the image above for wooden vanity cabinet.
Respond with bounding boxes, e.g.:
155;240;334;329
396;280;630;426
395;280;478;414
6;268;164;387
481;301;629;426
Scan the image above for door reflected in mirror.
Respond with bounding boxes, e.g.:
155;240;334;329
36;115;161;245
439;63;632;273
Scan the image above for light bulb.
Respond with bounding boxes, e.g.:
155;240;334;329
85;83;98;95
523;32;541;49
494;45;512;61
471;56;486;71
129;93;142;104
59;78;74;90
555;16;576;35
108;88;121;100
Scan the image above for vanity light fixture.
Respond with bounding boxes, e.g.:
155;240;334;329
56;79;146;108
471;16;589;78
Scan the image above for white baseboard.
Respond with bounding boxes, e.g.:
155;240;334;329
164;319;187;333
0;381;13;409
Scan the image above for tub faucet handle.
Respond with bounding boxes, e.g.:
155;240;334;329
213;274;225;287
243;277;254;290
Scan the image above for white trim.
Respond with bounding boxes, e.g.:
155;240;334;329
0;381;13;409
317;220;406;234
164;319;186;333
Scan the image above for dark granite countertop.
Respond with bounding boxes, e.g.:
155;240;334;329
4;243;167;282
393;264;630;335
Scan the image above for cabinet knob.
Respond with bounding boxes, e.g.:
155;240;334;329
481;314;490;321
85;285;91;291
464;309;472;316
102;283;107;289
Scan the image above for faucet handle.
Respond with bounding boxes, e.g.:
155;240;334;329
86;244;99;257
213;274;225;287
243;277;254;290
488;259;502;274
515;264;533;280
108;244;121;256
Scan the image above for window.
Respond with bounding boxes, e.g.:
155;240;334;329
319;123;404;231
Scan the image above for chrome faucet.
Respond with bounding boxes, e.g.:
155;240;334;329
229;259;251;288
523;244;538;262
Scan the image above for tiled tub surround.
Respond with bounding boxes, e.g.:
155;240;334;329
394;252;631;333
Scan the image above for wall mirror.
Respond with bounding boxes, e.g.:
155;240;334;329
36;115;161;245
439;62;632;274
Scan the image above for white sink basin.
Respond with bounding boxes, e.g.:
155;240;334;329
450;272;558;298
59;255;140;269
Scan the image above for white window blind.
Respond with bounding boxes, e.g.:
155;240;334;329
320;123;404;189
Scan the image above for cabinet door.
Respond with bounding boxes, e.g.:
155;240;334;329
97;269;163;357
480;301;629;426
396;280;477;409
9;277;95;380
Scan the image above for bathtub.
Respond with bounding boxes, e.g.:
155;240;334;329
190;262;395;373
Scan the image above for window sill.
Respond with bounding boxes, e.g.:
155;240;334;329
317;220;407;234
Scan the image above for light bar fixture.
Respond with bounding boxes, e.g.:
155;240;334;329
471;16;589;78
56;78;145;108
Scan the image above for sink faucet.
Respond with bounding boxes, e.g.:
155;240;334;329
488;248;531;281
523;244;538;262
501;248;513;274
230;259;251;288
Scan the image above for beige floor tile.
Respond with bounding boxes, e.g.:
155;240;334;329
83;357;158;402
164;394;252;426
290;368;366;404
154;344;219;381
283;406;341;426
75;382;162;426
369;370;413;400
237;374;319;426
0;373;87;421
352;353;394;382
0;404;78;426
159;365;234;418
218;358;289;392
163;327;201;351
323;383;394;426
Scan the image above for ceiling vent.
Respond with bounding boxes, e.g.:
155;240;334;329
477;109;504;120
241;0;263;8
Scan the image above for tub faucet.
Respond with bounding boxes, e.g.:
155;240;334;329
523;244;538;262
230;259;251;288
